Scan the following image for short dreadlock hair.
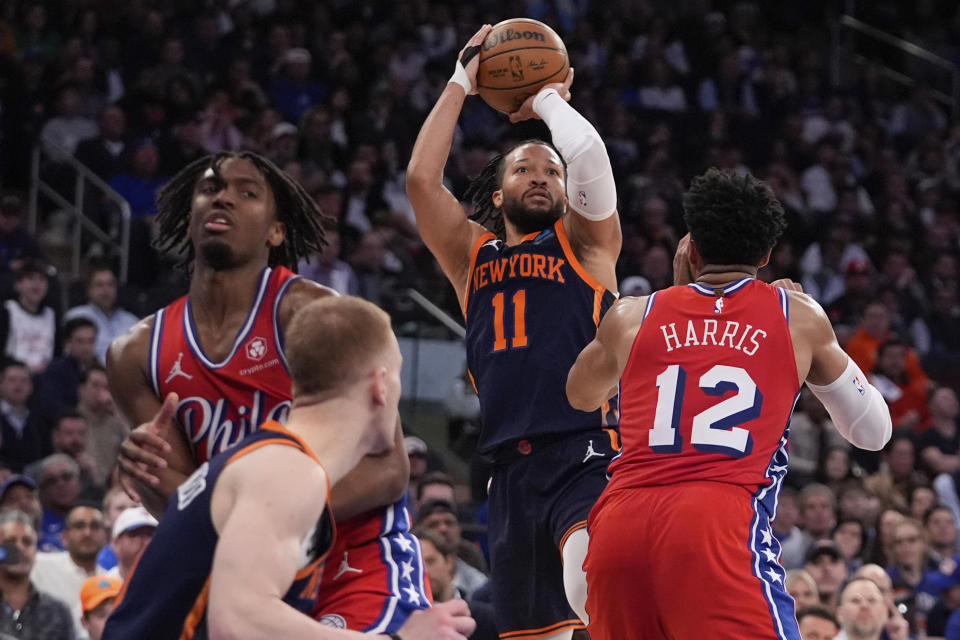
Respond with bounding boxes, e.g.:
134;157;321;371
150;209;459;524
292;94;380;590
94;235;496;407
154;151;330;271
463;139;566;240
682;168;787;267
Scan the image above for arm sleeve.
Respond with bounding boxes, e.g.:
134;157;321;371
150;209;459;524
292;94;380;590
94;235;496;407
807;356;893;451
532;89;617;221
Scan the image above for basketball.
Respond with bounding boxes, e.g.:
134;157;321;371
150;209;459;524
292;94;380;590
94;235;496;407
476;18;569;114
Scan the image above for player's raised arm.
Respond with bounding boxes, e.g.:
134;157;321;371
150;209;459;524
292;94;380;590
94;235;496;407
510;71;622;293
406;25;492;303
567;297;647;411
106;318;196;518
789;291;892;451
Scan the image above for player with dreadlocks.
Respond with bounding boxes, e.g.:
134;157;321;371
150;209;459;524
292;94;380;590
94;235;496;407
407;25;622;640
108;151;431;634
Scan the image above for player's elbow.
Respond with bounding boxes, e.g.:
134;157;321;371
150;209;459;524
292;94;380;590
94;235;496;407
566;376;599;412
405;163;433;196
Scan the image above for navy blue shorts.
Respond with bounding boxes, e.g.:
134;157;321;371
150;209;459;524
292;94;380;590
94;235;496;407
487;429;617;639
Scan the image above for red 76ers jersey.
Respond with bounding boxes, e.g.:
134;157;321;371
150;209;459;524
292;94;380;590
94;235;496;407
149;266;299;464
608;279;801;516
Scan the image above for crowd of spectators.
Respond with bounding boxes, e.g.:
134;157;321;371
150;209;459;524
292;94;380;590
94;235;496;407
0;0;958;638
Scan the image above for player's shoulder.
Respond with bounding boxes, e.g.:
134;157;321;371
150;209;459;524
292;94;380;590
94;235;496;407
106;314;156;368
276;278;337;327
783;289;833;337
599;295;648;338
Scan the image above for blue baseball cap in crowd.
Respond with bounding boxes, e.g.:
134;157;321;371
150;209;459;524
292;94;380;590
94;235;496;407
0;475;37;502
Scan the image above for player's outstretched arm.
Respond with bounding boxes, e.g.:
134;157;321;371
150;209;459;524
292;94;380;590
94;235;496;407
406;25;492;306
567;297;647;411
790;292;892;451
107;318;196;519
510;71;622;293
329;416;408;521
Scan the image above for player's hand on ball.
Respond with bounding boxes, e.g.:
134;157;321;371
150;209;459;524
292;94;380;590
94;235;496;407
393;600;476;639
450;24;493;95
509;68;574;123
672;233;695;286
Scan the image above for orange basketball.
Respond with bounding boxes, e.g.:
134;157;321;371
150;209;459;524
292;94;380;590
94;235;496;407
476;18;569;115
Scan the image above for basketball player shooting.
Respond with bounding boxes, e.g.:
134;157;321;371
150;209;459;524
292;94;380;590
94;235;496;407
567;168;892;639
108;152;430;634
407;24;621;640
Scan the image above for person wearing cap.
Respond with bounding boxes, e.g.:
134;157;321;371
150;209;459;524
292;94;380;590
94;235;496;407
94;487;137;572
107;506;156;580
0;509;74;639
804;539;850;612
267;122;300;168
31;504;108;638
0;259;56;375
416;498;488;599
0;474;41;530
835;577;909;640
268;47;325;123
80;575;122;640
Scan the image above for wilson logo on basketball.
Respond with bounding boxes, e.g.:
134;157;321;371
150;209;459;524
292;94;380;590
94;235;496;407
245;336;268;361
482;28;547;51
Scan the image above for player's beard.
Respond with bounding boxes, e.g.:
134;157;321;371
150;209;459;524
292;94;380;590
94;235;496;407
198;239;237;271
501;190;564;235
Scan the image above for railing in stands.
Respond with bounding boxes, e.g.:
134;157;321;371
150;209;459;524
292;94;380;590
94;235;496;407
28;143;131;283
833;15;960;121
405;288;466;339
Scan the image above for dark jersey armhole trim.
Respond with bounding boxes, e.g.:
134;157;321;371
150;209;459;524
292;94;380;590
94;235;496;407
554;219;606;294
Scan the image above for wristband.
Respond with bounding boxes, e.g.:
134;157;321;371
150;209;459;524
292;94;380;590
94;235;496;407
449;44;481;94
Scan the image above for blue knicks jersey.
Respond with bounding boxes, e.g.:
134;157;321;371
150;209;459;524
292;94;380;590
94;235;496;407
104;422;334;640
465;219;618;453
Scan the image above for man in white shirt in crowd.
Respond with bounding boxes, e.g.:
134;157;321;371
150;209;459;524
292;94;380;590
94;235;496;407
64;261;139;365
30;504;108;639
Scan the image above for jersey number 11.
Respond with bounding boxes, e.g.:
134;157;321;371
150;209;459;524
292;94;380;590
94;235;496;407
491;290;528;352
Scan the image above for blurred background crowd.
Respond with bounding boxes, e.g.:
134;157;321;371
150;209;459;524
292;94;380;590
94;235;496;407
0;0;960;638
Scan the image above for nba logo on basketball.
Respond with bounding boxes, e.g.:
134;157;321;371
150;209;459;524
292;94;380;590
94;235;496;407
245;337;268;361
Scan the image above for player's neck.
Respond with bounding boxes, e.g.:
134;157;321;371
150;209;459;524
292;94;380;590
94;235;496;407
285;398;379;485
694;265;758;289
189;260;268;322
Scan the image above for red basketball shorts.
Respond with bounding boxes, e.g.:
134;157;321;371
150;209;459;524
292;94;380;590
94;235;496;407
584;482;800;640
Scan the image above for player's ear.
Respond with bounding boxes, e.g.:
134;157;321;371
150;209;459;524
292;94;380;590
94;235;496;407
268;221;286;248
491;189;503;209
370;367;388;407
688;238;704;272
757;249;772;269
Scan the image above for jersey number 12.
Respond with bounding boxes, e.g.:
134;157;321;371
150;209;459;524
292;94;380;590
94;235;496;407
649;364;762;458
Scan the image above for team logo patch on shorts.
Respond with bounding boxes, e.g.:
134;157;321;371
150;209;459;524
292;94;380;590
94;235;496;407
317;614;347;629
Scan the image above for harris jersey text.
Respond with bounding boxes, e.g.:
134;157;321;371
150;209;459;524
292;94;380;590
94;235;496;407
608;279;801;513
